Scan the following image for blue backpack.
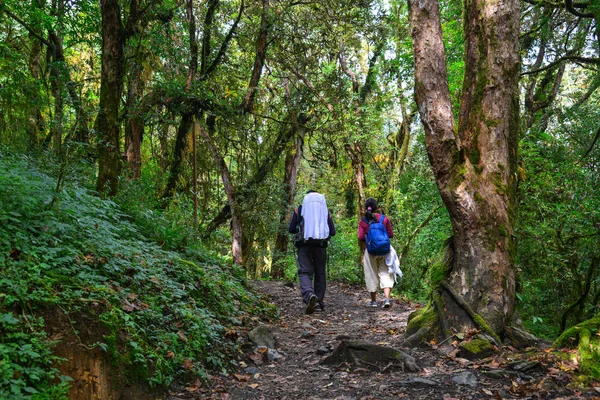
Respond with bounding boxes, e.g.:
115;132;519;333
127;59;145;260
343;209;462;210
363;214;390;255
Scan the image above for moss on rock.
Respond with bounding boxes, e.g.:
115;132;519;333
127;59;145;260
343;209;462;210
406;304;438;338
553;314;600;379
457;338;495;360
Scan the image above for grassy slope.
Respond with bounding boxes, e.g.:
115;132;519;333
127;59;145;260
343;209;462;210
0;152;275;399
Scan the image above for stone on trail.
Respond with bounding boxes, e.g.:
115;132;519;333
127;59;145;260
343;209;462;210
248;325;276;349
507;360;540;372
321;339;420;372
267;349;284;361
505;326;541;349
391;377;438;387
301;330;314;339
451;371;478;387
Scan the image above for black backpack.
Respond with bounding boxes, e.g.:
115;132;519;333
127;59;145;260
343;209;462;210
292;206;305;245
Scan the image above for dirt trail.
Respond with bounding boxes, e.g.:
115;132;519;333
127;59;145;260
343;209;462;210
172;280;599;400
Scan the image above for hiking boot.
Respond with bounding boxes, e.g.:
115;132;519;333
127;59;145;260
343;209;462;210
369;300;379;308
306;294;317;314
382;298;391;309
318;302;326;311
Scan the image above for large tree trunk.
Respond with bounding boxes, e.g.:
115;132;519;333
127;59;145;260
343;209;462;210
95;0;124;196
49;46;64;154
48;30;89;144
26;0;45;149
344;142;367;217
162;0;199;199
407;0;520;338
125;58;146;179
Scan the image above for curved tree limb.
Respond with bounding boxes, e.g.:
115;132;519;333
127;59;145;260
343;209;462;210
240;0;270;114
521;56;600;76
398;204;443;257
200;0;244;81
0;4;52;47
198;119;243;265
201;113;300;237
565;0;594;18
579;125;600;161
440;282;502;344
573;76;600;107
286;65;334;112
559;258;598;333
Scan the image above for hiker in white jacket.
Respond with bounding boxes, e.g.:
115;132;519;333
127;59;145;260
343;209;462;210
288;191;336;314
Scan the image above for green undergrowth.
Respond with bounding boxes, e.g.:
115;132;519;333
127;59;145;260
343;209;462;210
0;152;276;398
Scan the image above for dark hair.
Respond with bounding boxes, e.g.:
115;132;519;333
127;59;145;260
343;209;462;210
365;198;378;221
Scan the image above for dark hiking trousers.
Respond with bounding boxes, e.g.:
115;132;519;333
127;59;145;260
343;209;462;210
296;245;327;304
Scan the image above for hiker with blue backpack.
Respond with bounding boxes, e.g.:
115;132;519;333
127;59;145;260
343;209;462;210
358;197;401;309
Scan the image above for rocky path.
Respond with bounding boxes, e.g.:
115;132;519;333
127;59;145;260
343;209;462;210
172;280;600;400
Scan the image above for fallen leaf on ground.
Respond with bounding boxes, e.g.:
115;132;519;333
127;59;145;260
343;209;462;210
182;358;194;371
233;374;250;381
185;378;202;392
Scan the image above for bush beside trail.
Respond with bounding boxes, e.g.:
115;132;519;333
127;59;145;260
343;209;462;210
0;152;275;398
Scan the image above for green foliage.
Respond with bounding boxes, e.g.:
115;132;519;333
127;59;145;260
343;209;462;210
327;218;364;284
0;152;275;396
0;313;70;400
516;109;600;338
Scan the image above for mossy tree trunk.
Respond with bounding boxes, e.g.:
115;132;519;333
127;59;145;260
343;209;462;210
95;0;124;196
26;0;44;149
407;0;520;338
125;59;147;179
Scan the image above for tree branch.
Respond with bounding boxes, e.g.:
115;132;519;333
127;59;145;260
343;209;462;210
559;257;598;333
0;4;53;47
573;76;600;107
286;65;334;112
240;0;270;114
579;125;600;162
338;49;359;93
565;0;593;18
200;0;244;81
399;204;443;257
521;56;600;76
359;40;385;103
